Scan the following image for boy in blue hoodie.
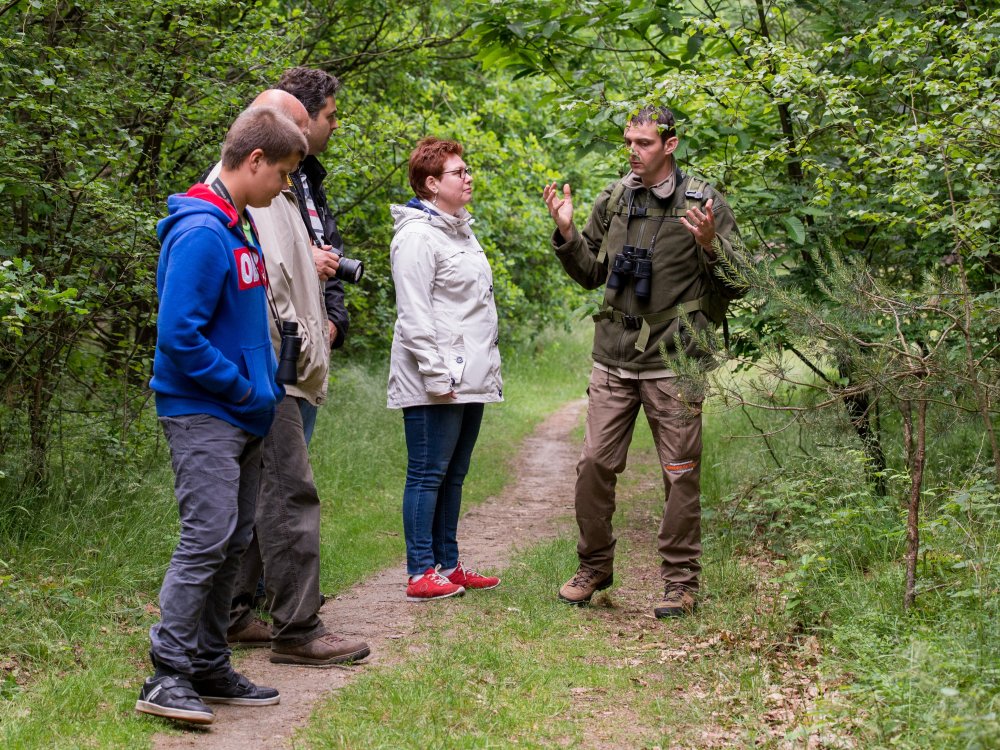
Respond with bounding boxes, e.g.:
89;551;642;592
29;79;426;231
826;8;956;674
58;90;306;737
136;107;307;726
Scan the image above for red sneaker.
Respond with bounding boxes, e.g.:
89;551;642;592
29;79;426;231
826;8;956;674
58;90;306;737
406;566;466;602
446;561;500;590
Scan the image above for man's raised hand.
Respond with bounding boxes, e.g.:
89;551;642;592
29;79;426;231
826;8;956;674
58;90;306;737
543;181;574;237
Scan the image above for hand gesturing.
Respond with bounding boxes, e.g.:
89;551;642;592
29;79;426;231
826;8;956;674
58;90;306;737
542;181;574;237
680;198;717;257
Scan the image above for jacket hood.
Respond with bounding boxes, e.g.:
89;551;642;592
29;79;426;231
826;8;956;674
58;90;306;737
157;183;241;243
391;196;474;235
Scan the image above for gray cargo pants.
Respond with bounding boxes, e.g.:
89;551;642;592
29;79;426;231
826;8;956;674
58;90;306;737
575;367;704;588
150;414;262;677
230;395;327;646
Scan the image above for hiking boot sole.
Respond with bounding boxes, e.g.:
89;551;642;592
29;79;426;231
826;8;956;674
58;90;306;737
228;640;270;649
654;602;697;619
558;574;613;606
135;699;215;725
269;646;371;667
200;694;280;706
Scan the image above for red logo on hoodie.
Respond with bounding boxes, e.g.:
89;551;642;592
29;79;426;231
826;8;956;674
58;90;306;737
234;247;265;290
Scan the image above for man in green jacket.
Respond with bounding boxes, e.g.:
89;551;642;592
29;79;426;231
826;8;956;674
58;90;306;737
542;105;745;617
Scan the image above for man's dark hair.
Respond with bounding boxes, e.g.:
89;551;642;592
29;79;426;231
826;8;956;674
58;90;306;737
629;105;676;142
276;67;342;119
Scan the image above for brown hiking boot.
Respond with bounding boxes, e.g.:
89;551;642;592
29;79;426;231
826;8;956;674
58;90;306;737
270;633;371;667
227;616;271;648
653;584;697;618
558;565;613;605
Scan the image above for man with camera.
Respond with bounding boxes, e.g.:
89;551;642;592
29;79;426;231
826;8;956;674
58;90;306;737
213;88;370;667
276;66;364;442
542;105;746;618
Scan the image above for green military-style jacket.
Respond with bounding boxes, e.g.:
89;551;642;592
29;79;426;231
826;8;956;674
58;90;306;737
552;168;744;372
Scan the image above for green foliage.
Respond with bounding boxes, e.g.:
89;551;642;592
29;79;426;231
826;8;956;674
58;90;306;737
0;1;592;477
0;324;592;747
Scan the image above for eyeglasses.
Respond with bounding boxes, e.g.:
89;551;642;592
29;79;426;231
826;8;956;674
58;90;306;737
441;167;472;179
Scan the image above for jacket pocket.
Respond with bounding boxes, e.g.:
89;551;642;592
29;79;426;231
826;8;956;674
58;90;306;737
234;343;278;415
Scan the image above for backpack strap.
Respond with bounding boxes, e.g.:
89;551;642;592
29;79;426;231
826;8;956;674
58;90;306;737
598;176;709;264
592;297;706;352
596;181;628;264
684;176;708;210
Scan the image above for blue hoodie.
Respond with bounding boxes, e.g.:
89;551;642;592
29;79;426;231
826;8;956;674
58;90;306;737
151;184;283;437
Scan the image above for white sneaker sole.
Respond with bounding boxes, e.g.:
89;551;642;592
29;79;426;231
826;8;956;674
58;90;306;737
200;694;280;706
135;699;215;725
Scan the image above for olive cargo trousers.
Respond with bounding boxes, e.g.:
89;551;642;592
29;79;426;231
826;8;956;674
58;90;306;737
574;366;703;589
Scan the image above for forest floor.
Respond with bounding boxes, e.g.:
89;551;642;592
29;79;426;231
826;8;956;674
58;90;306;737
151;397;836;750
153;400;588;750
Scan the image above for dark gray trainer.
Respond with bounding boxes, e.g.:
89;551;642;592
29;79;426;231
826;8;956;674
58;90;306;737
191;670;280;706
135;674;214;725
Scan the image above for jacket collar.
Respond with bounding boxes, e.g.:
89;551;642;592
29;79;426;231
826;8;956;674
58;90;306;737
622;165;686;200
185;182;240;227
297;154;327;186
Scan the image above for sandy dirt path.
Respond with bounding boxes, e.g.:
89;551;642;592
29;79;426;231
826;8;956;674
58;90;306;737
154;398;586;749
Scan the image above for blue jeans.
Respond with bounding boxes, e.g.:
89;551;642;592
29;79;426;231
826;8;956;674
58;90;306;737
151;414;261;678
402;403;484;576
298;399;318;446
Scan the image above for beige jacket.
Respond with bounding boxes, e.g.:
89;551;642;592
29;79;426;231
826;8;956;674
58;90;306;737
387;201;503;408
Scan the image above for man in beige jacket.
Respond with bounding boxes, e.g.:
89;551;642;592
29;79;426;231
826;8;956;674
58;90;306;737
208;89;370;667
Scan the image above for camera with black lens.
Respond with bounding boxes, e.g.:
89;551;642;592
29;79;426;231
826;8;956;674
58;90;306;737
275;320;302;386
333;250;364;284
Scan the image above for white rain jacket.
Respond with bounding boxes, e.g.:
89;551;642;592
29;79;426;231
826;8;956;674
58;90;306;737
387;200;503;408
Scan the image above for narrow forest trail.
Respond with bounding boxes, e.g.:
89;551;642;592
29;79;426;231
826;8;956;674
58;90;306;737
153;399;587;750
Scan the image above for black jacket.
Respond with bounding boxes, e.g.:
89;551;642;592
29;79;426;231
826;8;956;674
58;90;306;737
290;155;350;350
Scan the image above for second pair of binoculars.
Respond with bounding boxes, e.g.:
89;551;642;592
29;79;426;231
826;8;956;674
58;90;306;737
276;321;302;386
607;245;652;300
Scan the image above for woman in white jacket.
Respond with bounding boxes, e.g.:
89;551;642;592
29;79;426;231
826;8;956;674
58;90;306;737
388;137;504;602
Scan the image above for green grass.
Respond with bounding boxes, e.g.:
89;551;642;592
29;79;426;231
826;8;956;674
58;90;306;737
295;369;1000;750
0;325;593;749
2;326;998;748
295;425;805;749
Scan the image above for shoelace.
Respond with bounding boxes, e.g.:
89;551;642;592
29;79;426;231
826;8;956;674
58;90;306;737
427;571;453;586
569;568;600;589
663;586;688;600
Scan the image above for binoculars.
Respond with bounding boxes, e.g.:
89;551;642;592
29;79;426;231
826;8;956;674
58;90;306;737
275;321;302;386
606;245;652;300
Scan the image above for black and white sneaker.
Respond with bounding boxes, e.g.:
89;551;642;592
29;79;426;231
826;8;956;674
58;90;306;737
135;674;215;725
191;670;280;706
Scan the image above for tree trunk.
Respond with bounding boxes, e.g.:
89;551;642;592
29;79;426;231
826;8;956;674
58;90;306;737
839;362;888;496
904;396;927;610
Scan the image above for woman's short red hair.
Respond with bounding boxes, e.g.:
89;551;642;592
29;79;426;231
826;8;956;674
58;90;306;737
408;137;464;200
